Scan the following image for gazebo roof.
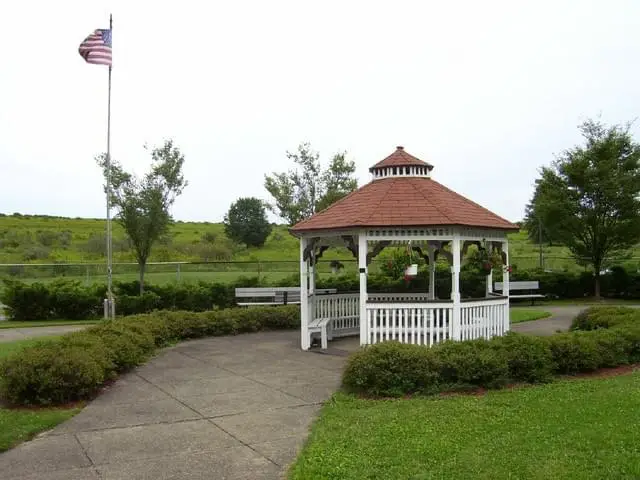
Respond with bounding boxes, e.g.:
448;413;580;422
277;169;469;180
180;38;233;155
290;147;519;234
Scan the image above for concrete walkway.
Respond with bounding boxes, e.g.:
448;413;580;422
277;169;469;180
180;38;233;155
0;305;611;479
0;330;346;480
0;325;89;343
510;305;584;335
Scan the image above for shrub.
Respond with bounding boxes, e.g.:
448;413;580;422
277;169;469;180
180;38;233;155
87;322;157;370
0;280;52;320
343;306;640;397
0;340;113;405
116;292;163;317
435;340;510;390
490;333;554;383
342;342;442;397
50;280;102;319
0;305;300;406
570;306;638;331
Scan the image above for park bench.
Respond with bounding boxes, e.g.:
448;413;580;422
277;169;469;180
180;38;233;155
494;281;545;305
234;287;336;306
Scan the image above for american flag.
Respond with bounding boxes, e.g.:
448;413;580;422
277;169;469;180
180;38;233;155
78;29;112;66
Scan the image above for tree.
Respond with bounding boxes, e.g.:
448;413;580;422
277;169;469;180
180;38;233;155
523;192;562;247
97;140;187;294
223;197;272;247
316;152;358;212
264;142;357;225
527;119;640;298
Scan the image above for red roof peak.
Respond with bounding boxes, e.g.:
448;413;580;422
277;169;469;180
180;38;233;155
369;146;434;172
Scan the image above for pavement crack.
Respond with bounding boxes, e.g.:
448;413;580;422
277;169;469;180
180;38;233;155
73;433;98;471
206;418;281;469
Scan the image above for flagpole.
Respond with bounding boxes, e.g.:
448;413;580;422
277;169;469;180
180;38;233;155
106;13;114;319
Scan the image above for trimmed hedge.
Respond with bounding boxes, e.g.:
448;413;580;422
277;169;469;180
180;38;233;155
0;277;258;321
343;307;640;397
0;305;300;405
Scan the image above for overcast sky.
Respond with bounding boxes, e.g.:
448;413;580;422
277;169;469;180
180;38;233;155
2;0;640;224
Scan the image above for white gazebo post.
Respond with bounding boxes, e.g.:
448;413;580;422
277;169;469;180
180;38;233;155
486;267;493;296
300;236;310;350
502;239;510;332
428;244;436;300
451;234;461;340
358;233;368;345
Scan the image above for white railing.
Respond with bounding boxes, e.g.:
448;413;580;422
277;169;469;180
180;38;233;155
460;298;507;341
366;302;454;346
313;293;359;337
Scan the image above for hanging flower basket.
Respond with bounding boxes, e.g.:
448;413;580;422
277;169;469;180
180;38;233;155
405;263;418;276
403;241;418;279
475;240;503;275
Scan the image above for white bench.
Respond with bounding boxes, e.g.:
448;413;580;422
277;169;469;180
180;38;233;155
308;317;332;349
235;287;336;306
494;281;545;305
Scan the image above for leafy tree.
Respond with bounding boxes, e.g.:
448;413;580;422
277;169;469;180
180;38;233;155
527;119;640;298
523;193;562;246
316;152;358;212
224;197;272;247
97;140;187;294
264;142;357;224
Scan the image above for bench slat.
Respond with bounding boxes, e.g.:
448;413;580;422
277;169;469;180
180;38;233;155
494;281;539;291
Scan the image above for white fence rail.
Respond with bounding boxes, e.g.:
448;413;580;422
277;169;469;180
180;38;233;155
311;294;509;348
460;299;507;340
366;302;454;346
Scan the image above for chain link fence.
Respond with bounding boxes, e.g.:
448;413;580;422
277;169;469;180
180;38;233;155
0;255;624;286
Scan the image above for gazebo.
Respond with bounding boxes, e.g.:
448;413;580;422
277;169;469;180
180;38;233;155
289;146;519;350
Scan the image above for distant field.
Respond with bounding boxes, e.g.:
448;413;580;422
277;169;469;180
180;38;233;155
1;214;640;286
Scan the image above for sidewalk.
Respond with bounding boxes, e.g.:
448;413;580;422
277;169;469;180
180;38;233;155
0;330;345;480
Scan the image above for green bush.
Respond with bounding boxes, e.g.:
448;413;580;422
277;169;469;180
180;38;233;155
343;306;640;397
570;306;639;331
0;280;52;320
116;292;163;317
490;333;554;383
343;342;442;397
547;332;604;374
0;340;113;405
435;340;510;390
0;305;300;406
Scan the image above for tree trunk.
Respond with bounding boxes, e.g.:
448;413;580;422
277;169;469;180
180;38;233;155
139;262;146;295
594;271;601;300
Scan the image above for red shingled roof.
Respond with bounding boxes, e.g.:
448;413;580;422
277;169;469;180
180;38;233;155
290;148;518;234
369;146;433;171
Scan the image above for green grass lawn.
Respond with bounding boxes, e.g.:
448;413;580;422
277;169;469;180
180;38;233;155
289;372;640;479
510;308;552;323
0;337;80;452
0;336;61;360
0;407;80;452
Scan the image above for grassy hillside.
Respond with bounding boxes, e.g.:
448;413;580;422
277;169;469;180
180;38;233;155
0;214;638;280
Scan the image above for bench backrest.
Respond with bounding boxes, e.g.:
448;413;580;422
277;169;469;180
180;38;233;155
494;281;539;291
235;287;336;298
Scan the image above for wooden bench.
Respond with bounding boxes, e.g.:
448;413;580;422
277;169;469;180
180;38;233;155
494;281;545;305
235;287;336;307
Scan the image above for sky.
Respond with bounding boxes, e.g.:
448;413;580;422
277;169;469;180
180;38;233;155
2;0;640;224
